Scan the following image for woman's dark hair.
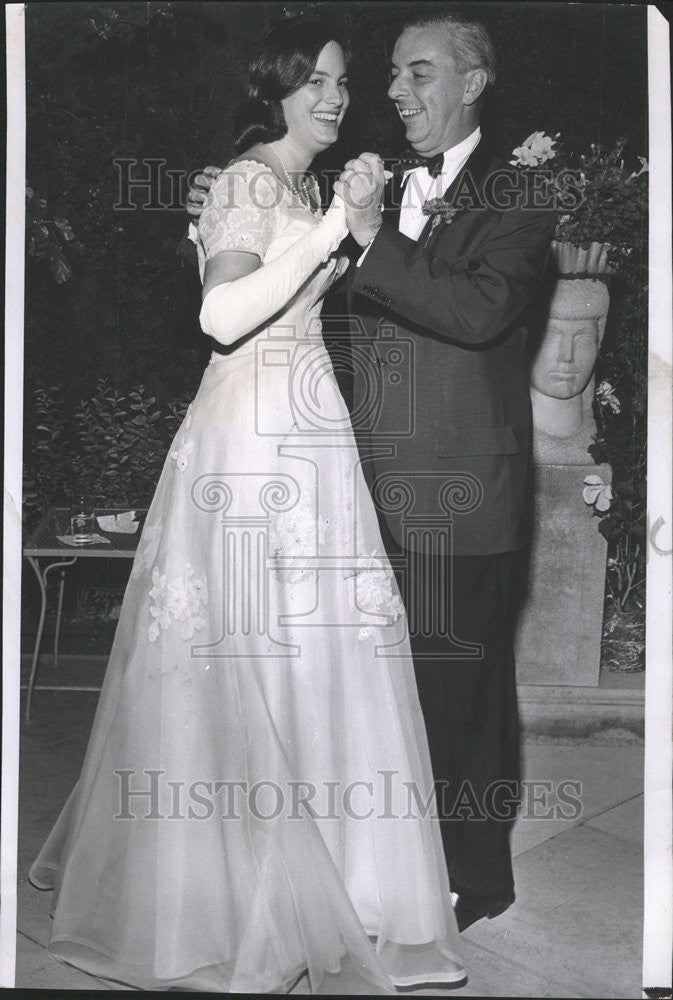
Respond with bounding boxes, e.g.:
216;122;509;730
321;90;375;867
233;16;349;152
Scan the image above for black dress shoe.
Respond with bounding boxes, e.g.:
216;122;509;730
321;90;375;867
453;892;513;932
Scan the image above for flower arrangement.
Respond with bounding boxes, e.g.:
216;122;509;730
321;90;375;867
510;131;558;168
510;132;648;272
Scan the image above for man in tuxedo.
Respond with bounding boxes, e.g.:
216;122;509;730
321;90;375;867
335;13;556;931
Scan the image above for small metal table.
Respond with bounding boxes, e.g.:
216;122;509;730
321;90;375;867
23;507;146;722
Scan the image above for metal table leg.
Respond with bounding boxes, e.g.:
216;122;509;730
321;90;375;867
53;568;67;669
25;555;78;723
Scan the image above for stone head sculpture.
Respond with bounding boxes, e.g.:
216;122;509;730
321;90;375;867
530;278;610;441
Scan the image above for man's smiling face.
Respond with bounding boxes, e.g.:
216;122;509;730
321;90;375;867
388;25;475;156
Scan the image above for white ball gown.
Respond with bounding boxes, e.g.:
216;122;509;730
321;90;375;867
29;160;465;994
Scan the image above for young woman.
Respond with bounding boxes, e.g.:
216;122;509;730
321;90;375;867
30;18;464;994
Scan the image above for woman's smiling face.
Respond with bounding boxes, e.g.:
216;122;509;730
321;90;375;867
281;41;349;156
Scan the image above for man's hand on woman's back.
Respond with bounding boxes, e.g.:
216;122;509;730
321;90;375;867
186;165;223;220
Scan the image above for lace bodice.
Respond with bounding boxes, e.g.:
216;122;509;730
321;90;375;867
195;160;349;349
196;159;346;303
197;160;281;268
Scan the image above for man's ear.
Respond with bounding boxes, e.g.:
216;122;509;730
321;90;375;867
463;68;488;106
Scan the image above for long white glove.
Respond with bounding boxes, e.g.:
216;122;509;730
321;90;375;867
199;196;347;347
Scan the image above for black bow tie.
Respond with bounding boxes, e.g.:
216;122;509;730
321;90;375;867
388;150;445;179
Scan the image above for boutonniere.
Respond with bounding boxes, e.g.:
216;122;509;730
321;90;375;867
422;198;460;227
421;198;460;245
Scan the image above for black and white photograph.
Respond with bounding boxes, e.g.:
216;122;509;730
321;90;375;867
2;1;671;995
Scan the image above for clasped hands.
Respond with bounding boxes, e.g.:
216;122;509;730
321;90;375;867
333;152;386;248
187;153;386;249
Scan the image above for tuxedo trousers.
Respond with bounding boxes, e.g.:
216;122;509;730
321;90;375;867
383;527;522;900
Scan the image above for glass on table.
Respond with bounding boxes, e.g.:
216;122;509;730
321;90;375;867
70;496;95;543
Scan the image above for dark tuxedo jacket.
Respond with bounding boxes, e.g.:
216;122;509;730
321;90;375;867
347;137;557;557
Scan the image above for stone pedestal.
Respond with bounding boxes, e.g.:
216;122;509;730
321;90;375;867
514;461;611;687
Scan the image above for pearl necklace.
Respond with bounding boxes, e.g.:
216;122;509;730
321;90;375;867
270;145;316;214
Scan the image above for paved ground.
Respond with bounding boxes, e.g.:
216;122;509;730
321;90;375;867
15;689;643;996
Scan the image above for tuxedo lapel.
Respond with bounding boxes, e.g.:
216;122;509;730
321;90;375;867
442;135;494;207
416;136;496;247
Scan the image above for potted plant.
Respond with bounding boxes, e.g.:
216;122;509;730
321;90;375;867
510;132;648;276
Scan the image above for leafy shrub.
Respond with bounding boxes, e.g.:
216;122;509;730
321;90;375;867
26;186;80;284
586;254;647;670
589;279;647;614
23;385;71;517
23;378;192;529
